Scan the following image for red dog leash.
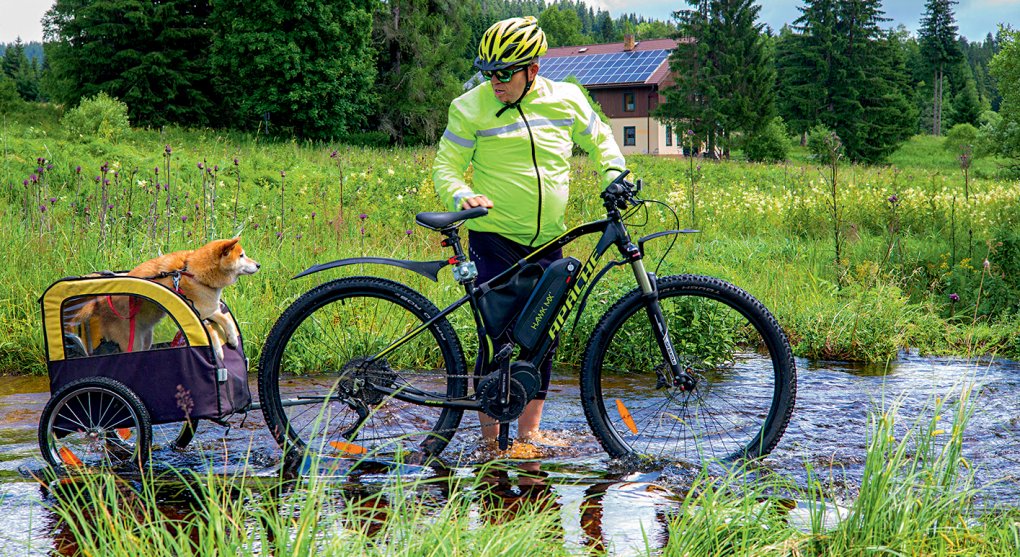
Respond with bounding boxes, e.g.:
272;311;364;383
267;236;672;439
104;268;194;352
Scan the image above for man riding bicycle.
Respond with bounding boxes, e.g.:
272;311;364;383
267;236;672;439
432;16;627;446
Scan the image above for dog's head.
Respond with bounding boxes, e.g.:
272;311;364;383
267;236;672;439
215;237;260;279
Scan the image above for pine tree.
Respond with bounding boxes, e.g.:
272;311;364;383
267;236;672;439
43;0;216;127
371;0;476;144
775;1;837;143
918;0;962;135
658;0;774;156
210;0;377;139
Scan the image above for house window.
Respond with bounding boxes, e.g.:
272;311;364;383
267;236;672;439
665;125;672;147
623;92;636;112
624;126;636;146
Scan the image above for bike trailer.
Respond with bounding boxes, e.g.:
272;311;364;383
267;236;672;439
39;274;251;424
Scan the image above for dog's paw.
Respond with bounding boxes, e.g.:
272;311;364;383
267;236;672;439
225;332;239;349
213;342;225;362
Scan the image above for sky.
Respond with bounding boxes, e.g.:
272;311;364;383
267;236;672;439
1;0;1017;45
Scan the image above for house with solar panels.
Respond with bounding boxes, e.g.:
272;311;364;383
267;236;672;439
540;36;682;156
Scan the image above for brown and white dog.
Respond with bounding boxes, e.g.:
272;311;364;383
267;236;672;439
76;238;260;360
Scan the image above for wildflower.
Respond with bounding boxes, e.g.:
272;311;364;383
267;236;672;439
276;231;283;239
29;174;38;183
280;170;286;178
22;179;28;186
983;259;990;271
165;145;172;155
330;150;338;159
103;179;110;186
182;215;188;223
296;233;302;240
888;194;898;204
311;212;316;219
233;158;239;166
949;293;960;302
214;165;219;172
49;197;57;204
46;164;53;171
154;167;159;175
253;223;259;230
360;226;365;235
75;165;82;174
359;213;368;220
197;162;204;170
405;229;413;236
39;205;46;213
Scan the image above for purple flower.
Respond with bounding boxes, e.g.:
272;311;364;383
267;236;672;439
103;179;110;186
100;163;109;173
311;212;316;219
39;205;46;213
280;170;286;178
165;145;172;155
182;215;188;223
29;174;38;184
253;223;259;230
360;226;365;235
154;167;159;175
107;204;113;210
296;233;302;240
197;162;204;170
330;150;339;159
405;229;413;236
214;165;219;172
36;167;44;174
22;179;28;186
94;176;101;183
359;213;368;221
984;259;990;271
46;164;53;171
276;231;283;239
49;197;57;204
888;194;899;204
949;293;960;302
233;158;239;166
75;165;82;174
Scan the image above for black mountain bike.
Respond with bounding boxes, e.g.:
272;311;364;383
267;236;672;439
257;172;796;463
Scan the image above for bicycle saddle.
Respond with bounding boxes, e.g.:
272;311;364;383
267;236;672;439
415;207;488;230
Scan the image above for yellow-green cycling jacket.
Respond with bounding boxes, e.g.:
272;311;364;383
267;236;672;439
433;76;626;247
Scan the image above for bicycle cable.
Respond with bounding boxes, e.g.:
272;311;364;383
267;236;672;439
633;197;681;277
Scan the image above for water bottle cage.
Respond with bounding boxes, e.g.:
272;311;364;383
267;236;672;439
452;261;478;283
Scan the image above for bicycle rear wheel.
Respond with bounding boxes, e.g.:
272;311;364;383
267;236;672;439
580;274;796;462
258;277;468;461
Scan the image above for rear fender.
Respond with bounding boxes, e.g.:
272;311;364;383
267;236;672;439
293;257;451;282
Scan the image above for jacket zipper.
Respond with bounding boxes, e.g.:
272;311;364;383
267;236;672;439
517;105;543;247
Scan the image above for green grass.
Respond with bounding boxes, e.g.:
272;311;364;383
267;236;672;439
1;104;1019;373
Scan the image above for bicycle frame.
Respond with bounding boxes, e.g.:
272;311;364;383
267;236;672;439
363;203;688;412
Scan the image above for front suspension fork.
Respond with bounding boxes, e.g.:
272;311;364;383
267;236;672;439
630;260;695;390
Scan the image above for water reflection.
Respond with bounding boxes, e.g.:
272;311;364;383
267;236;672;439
2;354;1020;553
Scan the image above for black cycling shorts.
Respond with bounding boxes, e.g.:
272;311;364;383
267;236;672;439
469;230;562;400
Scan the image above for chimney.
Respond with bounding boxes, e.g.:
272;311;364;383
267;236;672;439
624;34;635;51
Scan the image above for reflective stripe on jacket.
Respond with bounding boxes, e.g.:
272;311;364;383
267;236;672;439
433;76;626;246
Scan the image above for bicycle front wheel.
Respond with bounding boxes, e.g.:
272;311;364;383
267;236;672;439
580;274;796;462
258;277;468;460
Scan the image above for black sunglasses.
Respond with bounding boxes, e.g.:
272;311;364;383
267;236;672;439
481;65;528;83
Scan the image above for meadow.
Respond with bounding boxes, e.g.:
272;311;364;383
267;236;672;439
2;105;1020;376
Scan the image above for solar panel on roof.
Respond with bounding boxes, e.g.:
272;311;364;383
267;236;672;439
538;49;672;85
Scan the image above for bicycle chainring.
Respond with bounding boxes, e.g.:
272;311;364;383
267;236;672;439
340;357;397;406
477;372;528;423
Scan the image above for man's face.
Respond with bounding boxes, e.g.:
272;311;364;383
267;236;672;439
491;63;538;104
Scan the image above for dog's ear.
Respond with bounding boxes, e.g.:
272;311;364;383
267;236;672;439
220;237;240;257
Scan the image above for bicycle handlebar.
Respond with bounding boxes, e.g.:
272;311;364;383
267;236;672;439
601;170;642;211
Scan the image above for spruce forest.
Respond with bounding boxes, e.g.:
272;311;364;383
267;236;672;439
1;0;1015;168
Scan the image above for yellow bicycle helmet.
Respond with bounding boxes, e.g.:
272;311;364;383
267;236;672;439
475;16;548;71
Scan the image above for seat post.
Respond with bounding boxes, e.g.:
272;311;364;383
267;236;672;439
440;228;467;263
